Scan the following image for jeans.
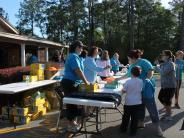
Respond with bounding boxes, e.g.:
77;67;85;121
61;79;80;121
142;98;159;123
121;104;142;134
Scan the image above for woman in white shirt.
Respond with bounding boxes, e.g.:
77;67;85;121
84;47;111;83
96;50;113;79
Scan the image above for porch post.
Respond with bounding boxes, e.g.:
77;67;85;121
21;43;26;67
45;47;49;62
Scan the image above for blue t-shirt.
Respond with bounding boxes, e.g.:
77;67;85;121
63;53;84;84
110;58;120;73
142;79;155;100
175;59;184;80
127;58;154;80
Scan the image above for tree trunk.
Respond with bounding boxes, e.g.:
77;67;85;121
88;0;94;47
88;0;91;46
129;0;134;50
179;4;184;50
103;0;107;47
31;11;34;36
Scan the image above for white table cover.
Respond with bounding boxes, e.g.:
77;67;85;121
0;80;57;94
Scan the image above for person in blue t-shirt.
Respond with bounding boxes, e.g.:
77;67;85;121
110;53;122;74
142;79;163;137
61;40;89;132
28;54;38;64
127;50;154;80
174;50;184;109
117;49;154;128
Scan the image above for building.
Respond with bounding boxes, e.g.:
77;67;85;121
0;16;68;68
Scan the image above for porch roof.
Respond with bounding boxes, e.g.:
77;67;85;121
0;32;68;48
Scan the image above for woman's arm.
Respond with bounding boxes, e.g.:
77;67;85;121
116;73;128;81
160;62;175;76
75;68;89;85
85;59;105;72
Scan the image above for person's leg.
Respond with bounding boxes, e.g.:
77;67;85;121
120;105;130;132
61;79;80;131
158;88;167;114
66;104;79;121
130;105;140;135
144;99;164;137
175;80;181;108
163;88;175;121
158;89;165;106
137;104;145;128
145;99;159;123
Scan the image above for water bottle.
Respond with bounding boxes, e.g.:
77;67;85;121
25;76;29;85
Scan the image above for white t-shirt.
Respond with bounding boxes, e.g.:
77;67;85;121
123;78;143;105
96;59;113;77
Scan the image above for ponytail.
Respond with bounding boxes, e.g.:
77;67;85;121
171;53;175;62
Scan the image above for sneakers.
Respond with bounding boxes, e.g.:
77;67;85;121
67;121;82;132
67;125;79;132
174;103;181;109
153;123;164;137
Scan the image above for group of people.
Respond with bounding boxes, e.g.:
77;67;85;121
118;49;184;137
61;40;123;132
61;40;184;137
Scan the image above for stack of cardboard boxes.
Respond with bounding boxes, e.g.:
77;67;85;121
1;106;13;121
30;63;45;81
1;91;49;124
1;106;31;124
24;91;47;121
23;63;45;82
13;107;31;124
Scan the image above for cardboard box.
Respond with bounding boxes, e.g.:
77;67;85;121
31;111;41;121
37;75;45;81
1;114;14;121
39;106;47;116
34;98;46;107
31;69;44;76
2;106;13;115
45;91;59;109
30;75;38;82
31;63;45;70
24;96;45;107
12;107;29;116
14;115;31;124
44;70;57;80
79;83;99;92
44;100;51;111
28;105;46;114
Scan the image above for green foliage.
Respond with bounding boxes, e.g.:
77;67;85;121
16;0;183;63
16;0;47;36
0;7;8;20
